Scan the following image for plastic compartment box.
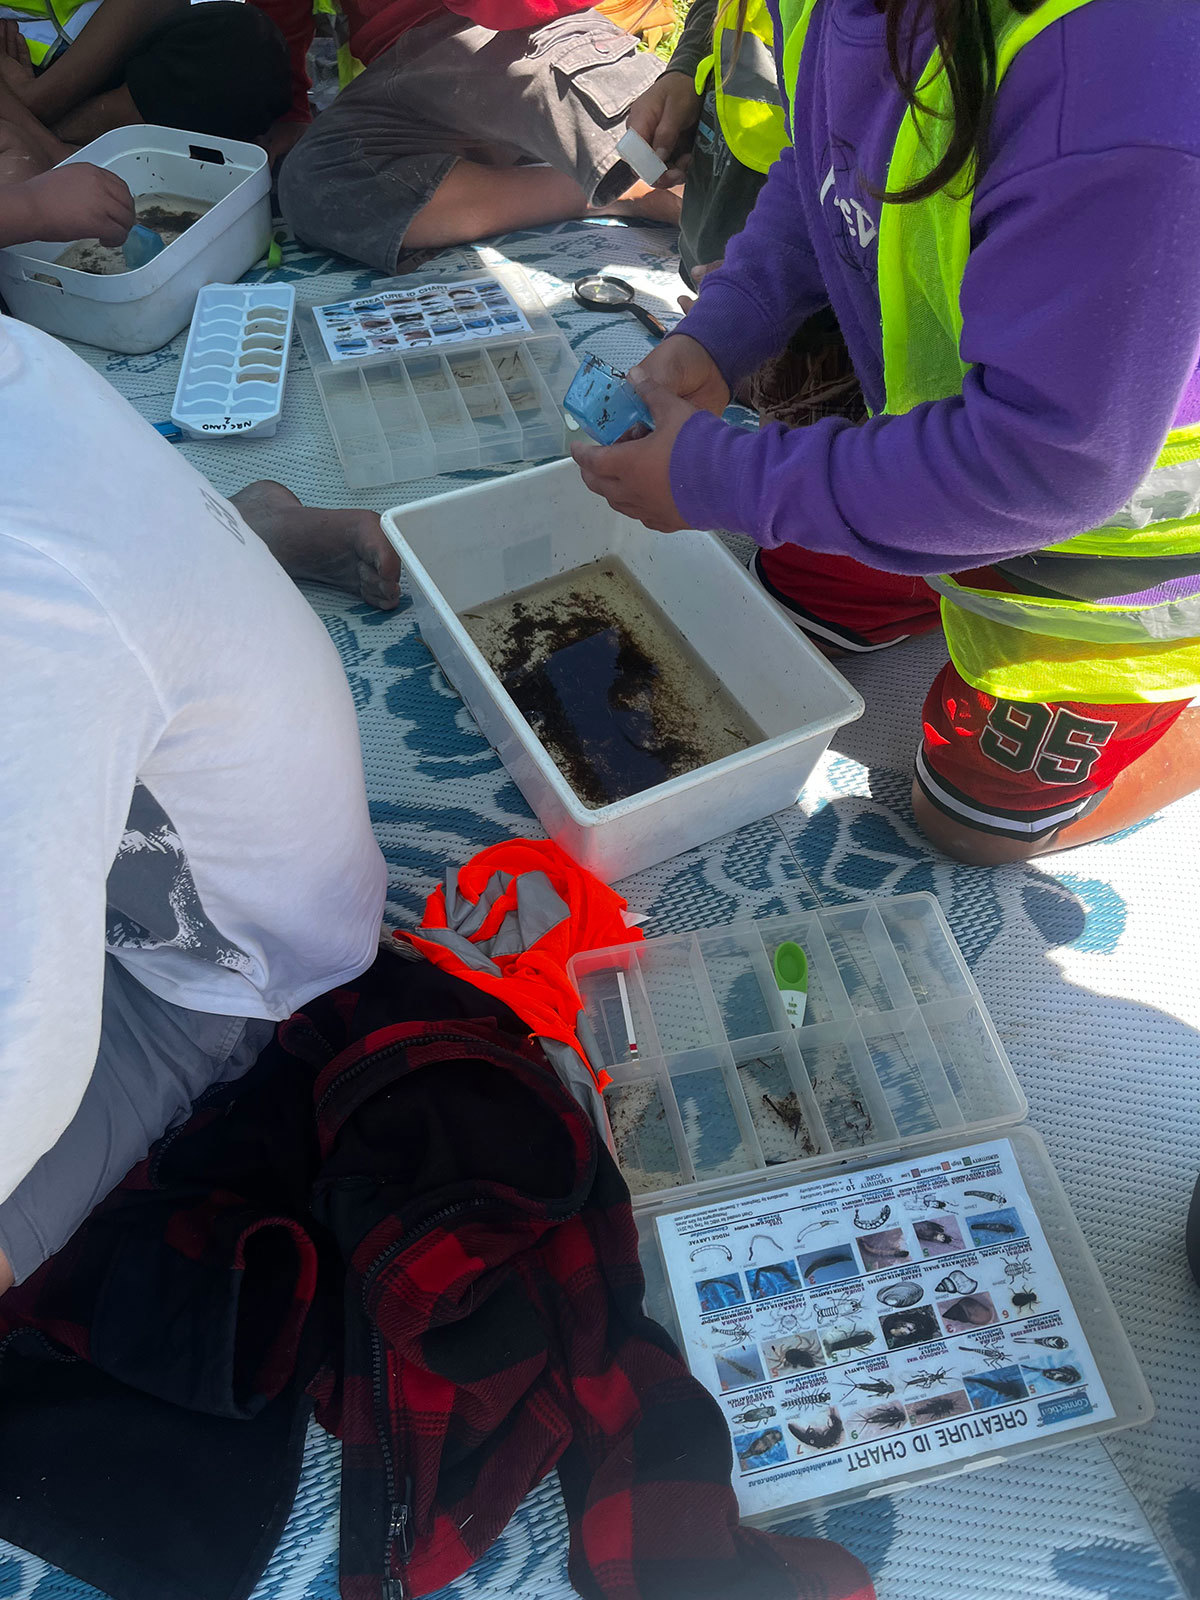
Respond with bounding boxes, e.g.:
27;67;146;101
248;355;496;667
570;896;1007;1199
170;284;295;440
0;127;270;354
381;458;864;880
297;261;576;488
569;895;1152;1520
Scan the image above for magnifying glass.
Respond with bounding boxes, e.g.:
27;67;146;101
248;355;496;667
573;274;667;340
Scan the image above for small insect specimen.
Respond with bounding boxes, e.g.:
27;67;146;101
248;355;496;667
1010;1288;1040;1313
858;1236;911;1267
854;1204;891;1231
803;1249;855;1283
970;1220;1017;1236
824;1325;878;1355
1024;1364;1082;1386
745;1233;782;1263
761;1091;817;1155
739;1404;777;1425
905;1367;949;1390
710;1322;752;1349
788;1408;845;1450
721;1355;760;1380
914;1220;952;1246
825;1290;865;1320
782;1389;832;1410
964;1190;1006;1205
689;1243;733;1266
775;1339;823;1371
764;1308;803;1337
961;1345;1008;1370
877;1281;923;1310
1012;1334;1070;1351
966;1373;1027;1403
738;1428;784;1469
1002;1260;1031;1284
841;1376;896;1399
922;1194;955;1212
942;1295;994;1327
857;1402;907;1434
908;1393;963;1422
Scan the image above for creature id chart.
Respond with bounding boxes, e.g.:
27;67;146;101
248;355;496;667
313;277;532;361
656;1138;1115;1515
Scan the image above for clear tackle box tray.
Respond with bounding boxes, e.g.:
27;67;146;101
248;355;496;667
567;895;1151;1524
297;259;575;489
570;894;1027;1202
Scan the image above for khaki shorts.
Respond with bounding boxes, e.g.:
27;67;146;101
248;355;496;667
0;957;272;1285
278;9;661;272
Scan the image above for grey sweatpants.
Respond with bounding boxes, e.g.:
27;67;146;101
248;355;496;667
0;957;273;1285
278;9;660;272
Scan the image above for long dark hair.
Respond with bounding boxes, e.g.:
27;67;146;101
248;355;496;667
881;0;1045;202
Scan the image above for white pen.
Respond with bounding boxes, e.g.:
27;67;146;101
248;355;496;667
616;970;638;1057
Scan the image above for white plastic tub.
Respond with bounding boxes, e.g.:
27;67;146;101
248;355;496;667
382;460;864;881
0;126;270;354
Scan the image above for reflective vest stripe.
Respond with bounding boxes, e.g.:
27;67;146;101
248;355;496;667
696;0;788;175
716;27;777;105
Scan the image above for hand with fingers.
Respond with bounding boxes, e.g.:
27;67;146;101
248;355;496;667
677;257;723;315
571;376;703;533
629;332;730;415
626;70;703;188
0;163;136;248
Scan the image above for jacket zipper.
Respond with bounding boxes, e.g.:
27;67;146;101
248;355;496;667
365;1194;494;1599
323;1025;562;1596
372;1326;412;1600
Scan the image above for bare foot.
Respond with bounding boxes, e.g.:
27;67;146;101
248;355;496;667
589;178;683;227
231;480;401;610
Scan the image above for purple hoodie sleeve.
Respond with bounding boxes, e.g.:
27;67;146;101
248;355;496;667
671;144;1200;573
671;147;830;388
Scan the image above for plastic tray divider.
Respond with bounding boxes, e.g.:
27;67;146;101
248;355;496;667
796;1019;900;1152
858;1008;966;1137
715;1048;767;1170
607;1056;696;1187
780;1034;833;1153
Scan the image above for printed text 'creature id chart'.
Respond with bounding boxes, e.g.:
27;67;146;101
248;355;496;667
656;1138;1114;1513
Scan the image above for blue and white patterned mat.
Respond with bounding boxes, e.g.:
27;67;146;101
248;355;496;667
3;218;1198;1600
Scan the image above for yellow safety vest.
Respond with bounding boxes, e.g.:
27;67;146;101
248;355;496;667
2;0;98;65
778;0;1200;704
695;0;788;175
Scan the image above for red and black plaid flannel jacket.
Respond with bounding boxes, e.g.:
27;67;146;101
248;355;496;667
1;960;874;1600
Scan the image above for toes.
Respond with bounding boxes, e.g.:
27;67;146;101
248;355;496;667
358;557;401;610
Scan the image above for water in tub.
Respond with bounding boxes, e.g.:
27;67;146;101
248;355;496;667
55;194;213;274
459;558;764;807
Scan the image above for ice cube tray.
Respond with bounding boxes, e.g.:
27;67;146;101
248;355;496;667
170;283;295;440
297;260;576;489
569;894;1025;1202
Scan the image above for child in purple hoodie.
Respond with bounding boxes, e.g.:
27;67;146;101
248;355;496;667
573;0;1200;866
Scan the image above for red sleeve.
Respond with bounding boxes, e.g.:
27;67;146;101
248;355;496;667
441;0;593;29
249;0;317;122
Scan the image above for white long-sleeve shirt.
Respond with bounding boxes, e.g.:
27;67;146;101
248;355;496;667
0;314;387;1204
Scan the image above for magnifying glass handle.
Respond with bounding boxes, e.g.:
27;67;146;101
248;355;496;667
628;304;668;341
